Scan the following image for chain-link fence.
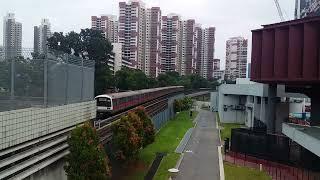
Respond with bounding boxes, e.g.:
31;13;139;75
0;49;95;112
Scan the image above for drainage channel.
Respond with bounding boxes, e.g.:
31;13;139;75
144;152;167;180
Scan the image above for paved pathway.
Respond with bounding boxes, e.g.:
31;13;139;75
175;109;220;180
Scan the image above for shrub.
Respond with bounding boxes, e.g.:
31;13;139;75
174;97;193;112
135;106;155;147
111;107;155;162
112;116;142;162
65;123;111;180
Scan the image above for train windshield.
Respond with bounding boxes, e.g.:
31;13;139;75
96;97;112;107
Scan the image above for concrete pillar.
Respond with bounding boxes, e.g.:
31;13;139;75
267;84;277;133
310;86;320;126
260;96;265;124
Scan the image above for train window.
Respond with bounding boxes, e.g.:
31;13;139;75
97;97;112;107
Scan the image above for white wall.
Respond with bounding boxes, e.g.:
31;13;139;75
236;78;256;85
210;92;218;112
218;94;245;124
219;83;268;97
0;101;96;150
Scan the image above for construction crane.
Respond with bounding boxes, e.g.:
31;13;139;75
274;0;285;21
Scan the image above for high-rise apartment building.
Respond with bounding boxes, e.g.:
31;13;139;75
225;36;248;80
91;15;118;43
195;24;202;75
247;63;251;78
208;58;220;79
161;14;182;73
3;13;22;59
214;58;220;70
108;43;133;74
145;7;162;77
213;70;224;80
34;19;51;55
114;0;215;77
119;0;146;70
195;27;215;79
181;19;196;75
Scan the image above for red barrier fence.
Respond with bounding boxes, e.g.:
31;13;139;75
225;151;320;180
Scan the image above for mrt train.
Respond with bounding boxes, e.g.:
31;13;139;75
95;86;184;115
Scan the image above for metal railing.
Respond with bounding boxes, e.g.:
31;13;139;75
0;49;95;112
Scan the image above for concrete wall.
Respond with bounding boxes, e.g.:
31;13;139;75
254;97;261;121
218;94;245;124
275;103;289;133
210;92;218;112
219;83;268;97
26;159;67;180
152;109;170;130
0;101;96;150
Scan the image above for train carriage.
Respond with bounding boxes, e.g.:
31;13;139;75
95;86;184;115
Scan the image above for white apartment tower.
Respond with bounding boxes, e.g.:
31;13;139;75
225;36;248;80
119;0;146;70
34;19;51;55
3;13;22;59
145;7;161;77
161;14;182;73
91;15;118;43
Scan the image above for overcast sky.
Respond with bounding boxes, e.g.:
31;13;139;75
1;0;295;68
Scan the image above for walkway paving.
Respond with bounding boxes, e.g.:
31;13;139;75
175;109;220;180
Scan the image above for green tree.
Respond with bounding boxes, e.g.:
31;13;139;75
112;115;142;162
174;97;193;112
135;107;155;147
147;77;158;88
111;107;155;162
115;68;150;90
65;123;111;180
47;29;114;95
157;71;180;87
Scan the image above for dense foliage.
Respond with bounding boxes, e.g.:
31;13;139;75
174;97;193;112
65;123;111;180
111;107;155;162
111;68;218;91
47;29;114;95
135;107;156;147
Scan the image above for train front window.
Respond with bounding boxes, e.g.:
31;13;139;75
97;97;112;107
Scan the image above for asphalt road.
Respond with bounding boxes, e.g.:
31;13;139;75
175;109;220;180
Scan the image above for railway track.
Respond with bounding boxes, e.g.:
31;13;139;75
95;92;179;144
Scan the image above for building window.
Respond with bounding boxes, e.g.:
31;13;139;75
257;97;261;104
264;97;268;105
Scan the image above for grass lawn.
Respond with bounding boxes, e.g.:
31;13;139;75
224;162;271;180
129;111;198;180
216;113;243;141
220;123;243;141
